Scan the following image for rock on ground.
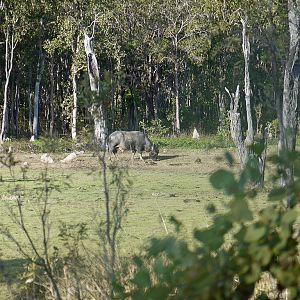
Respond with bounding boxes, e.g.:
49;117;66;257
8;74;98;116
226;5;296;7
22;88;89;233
41;153;54;164
60;151;84;163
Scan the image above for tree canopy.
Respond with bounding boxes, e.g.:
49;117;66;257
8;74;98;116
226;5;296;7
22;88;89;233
0;0;295;139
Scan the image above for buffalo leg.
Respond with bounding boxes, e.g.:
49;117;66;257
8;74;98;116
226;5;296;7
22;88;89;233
139;152;144;161
131;151;136;160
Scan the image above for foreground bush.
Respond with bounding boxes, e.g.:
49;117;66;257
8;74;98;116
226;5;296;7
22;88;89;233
116;150;300;299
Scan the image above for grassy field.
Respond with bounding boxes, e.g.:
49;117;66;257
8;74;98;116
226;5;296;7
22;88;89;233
0;146;269;299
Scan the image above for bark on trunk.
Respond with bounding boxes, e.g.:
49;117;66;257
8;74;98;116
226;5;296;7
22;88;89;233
174;59;180;134
218;92;226;129
281;0;300;151
71;72;78;140
227;85;248;166
280;0;300;203
242;16;254;146
258;124;270;188
154;65;159;120
84;33;107;149
31;43;44;141
13;83;19;138
0;26;15;142
28;90;33;136
49;57;55;137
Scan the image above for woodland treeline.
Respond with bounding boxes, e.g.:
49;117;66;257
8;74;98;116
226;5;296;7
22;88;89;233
0;0;295;142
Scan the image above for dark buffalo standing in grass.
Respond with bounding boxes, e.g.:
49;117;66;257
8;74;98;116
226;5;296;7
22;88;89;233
108;131;159;160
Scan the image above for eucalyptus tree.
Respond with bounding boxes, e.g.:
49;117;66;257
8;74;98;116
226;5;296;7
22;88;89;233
43;0;87;139
156;0;210;134
23;1;57;140
281;0;300;194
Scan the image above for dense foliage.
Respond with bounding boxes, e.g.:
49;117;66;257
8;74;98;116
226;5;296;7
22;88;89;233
0;0;290;138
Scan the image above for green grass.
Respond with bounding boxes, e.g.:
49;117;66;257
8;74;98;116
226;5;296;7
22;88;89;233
152;135;234;150
0;147;269;299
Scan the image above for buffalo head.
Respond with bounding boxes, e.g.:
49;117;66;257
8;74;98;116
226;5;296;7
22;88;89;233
149;144;159;160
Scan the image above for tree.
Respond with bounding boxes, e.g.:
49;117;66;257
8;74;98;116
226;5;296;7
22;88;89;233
227;15;254;168
280;0;300;193
159;0;210;134
0;1;21;141
0;20;17;141
31;34;44;141
84;27;108;148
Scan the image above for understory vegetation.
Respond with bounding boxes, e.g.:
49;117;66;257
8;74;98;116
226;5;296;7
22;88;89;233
0;139;299;299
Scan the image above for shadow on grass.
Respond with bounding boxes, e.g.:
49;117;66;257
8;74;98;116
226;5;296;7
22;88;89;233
157;155;180;161
0;178;38;183
0;258;28;284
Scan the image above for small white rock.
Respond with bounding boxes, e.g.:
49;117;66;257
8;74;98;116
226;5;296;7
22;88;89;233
41;153;54;164
22;161;29;168
60;152;77;163
192;127;200;139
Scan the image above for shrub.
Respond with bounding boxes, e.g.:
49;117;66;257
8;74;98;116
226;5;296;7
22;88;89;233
152;135;234;150
3;137;82;153
116;149;300;299
140;119;171;136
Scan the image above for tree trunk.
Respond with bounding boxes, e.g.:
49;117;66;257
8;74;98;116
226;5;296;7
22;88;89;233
0;26;15;142
49;58;55;137
71;72;78;140
227;85;248;166
280;0;300;202
14;83;19;138
258;124;270;188
241;16;254;147
31;42;44;141
28;87;33;136
281;0;300;151
227;16;254;169
218;92;226;129
128;97;138;130
267;0;285;150
154;65;159;120
84;33;107;149
174;59;180;134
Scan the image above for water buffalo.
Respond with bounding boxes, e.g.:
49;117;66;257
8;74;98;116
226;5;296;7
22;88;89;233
108;131;159;160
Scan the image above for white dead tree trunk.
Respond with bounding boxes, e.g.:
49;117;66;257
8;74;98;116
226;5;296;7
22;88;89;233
0;25;16;142
226;16;254;168
242;16;254;147
227;16;269;186
226;85;248;167
84;32;107;149
280;0;300;204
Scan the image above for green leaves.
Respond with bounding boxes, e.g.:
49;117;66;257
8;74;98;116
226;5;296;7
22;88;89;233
229;197;253;222
244;224;266;243
119;149;300;300
194;214;232;251
281;209;297;226
210;169;237;194
194;227;224;251
268;187;286;201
